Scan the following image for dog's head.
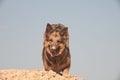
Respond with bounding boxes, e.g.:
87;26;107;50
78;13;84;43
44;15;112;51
44;23;69;57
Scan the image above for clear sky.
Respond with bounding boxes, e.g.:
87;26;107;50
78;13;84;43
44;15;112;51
0;0;120;80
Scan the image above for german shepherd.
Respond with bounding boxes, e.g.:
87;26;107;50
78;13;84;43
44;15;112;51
42;23;71;75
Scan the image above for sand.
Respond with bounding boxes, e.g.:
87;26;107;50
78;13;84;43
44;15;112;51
0;69;84;80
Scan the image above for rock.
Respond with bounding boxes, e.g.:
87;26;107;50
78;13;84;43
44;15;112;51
0;69;84;80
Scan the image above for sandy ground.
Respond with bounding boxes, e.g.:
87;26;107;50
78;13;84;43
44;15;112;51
0;69;84;80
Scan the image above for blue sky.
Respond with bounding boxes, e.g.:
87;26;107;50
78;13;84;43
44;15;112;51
0;0;120;80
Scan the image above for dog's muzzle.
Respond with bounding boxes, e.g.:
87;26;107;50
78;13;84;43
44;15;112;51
49;45;60;56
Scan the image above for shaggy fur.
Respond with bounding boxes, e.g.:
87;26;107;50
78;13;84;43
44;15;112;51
42;23;71;75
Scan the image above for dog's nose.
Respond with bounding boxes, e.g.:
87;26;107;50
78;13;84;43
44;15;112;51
51;46;56;50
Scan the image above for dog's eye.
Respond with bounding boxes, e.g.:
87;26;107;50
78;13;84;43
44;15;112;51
48;39;53;42
57;40;62;43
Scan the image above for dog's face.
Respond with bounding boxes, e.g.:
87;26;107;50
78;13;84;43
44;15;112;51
44;23;69;57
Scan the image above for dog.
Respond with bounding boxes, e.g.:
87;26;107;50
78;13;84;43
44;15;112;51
42;23;71;75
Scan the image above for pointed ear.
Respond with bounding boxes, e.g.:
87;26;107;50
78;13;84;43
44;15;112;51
62;27;69;47
44;23;52;40
62;27;69;40
62;27;68;35
45;23;52;33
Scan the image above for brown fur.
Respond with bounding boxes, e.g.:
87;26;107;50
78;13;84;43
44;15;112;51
42;23;71;75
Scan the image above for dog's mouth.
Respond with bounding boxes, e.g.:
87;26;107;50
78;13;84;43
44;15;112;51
49;46;60;57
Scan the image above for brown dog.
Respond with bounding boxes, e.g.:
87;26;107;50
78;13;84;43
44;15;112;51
42;23;71;75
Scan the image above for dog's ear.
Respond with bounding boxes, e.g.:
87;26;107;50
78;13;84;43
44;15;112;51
45;23;52;33
62;27;69;47
62;27;68;36
44;23;52;40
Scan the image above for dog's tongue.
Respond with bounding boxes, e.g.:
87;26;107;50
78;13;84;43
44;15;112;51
51;51;57;57
52;52;56;56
